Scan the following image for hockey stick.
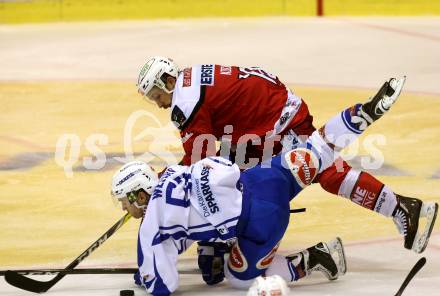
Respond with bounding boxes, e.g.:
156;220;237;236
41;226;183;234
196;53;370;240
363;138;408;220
290;208;306;213
394;257;426;296
4;213;132;293
1;268;199;276
0;268;138;276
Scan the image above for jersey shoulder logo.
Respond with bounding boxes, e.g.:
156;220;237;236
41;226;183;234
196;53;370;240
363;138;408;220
220;66;232;75
183;67;192;87
200;64;215;86
171;105;187;129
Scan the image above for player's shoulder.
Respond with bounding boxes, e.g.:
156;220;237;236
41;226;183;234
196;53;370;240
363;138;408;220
171;65;205;130
160;165;187;179
171;64;236;130
191;156;240;178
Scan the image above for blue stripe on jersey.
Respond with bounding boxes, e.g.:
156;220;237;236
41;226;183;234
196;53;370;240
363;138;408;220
158;222;211;231
176;239;188;254
208;157;232;166
305;142;322;171
137;233;143;267
151;255;171;296
341;105;362;134
287;260;295;282
152;224;237;245
143;277;155;290
287;260;299;282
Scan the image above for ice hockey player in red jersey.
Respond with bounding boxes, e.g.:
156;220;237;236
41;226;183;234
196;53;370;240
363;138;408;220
135;56;437;255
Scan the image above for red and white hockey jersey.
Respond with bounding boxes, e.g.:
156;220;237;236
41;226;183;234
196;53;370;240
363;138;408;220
170;65;313;165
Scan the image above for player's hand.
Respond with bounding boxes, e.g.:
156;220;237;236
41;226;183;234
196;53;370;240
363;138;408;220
134;269;142;286
197;241;229;285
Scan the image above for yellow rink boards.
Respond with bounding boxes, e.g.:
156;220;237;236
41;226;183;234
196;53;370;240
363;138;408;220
1;81;439;269
1;0;440;24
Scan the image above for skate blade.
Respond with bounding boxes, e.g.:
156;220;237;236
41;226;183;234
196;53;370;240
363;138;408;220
327;237;347;276
412;202;438;253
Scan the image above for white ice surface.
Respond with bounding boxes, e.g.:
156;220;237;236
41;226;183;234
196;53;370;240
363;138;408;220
1;17;440;94
2;233;439;296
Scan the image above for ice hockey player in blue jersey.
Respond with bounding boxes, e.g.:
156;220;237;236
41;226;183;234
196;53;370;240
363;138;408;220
110;77;438;295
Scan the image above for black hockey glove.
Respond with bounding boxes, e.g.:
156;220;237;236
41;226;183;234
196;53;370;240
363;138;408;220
197;241;229;285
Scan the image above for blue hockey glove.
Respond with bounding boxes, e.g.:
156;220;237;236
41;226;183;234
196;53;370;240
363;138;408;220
134;269;142;286
197;241;229;285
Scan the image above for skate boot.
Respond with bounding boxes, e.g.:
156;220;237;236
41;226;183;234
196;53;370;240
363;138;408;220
352;76;406;131
393;195;438;253
286;237;346;281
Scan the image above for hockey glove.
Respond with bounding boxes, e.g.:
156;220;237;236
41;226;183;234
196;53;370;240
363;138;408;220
134;269;142;286
197;241;229;285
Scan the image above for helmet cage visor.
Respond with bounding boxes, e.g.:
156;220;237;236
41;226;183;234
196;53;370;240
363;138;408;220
111;188;146;209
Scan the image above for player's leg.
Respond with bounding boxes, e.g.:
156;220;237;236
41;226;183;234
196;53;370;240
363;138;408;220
265;237;346;282
280;80;404;217
281;76;406;187
284;77;437;253
316;161;398;217
283;77;404;183
317;163;438;252
225;202;290;289
226;165;294;289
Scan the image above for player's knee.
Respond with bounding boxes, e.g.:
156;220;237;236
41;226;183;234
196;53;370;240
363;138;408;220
284;147;320;188
225;264;255;290
225;242;264;287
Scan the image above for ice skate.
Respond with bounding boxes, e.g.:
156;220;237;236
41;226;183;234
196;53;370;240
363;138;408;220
286;237;346;281
353;76;406;130
393;195;438;253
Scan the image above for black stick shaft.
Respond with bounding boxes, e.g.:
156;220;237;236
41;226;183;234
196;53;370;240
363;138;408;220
1;268;199;276
394;257;426;296
290;208;306;213
5;213;131;293
0;268;137;276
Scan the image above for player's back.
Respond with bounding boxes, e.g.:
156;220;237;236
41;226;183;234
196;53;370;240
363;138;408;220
143;157;243;246
172;64;289;142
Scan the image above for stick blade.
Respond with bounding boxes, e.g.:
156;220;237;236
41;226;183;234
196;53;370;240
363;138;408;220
5;270;54;293
394;257;426;296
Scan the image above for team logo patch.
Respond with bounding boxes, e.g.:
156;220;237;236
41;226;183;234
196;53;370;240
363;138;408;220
200;64;215;85
256;243;280;270
228;243;248;273
285;148;319;188
171;105;187;129
183;67;192;87
220;66;232;75
351;186;377;210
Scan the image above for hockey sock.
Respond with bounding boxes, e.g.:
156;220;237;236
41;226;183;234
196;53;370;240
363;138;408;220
302;104;367;174
340;170;398;217
265;254;305;282
318;104;365;151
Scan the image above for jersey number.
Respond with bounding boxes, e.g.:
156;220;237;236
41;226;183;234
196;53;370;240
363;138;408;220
165;173;192;208
238;67;278;84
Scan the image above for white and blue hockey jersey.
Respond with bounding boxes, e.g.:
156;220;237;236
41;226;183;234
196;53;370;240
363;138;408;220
138;157;242;295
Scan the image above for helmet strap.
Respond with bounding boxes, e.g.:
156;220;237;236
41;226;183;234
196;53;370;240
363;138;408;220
133;200;146;209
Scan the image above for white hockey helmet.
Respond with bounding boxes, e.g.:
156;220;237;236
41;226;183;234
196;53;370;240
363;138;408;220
137;56;179;96
111;161;159;206
247;275;290;296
